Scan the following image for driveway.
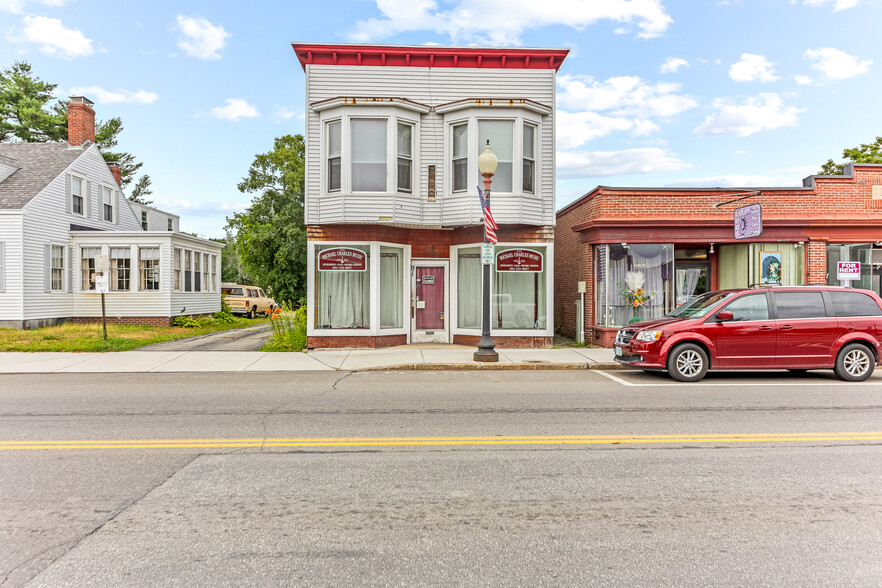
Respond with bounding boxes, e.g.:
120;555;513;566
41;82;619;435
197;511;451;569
141;323;271;351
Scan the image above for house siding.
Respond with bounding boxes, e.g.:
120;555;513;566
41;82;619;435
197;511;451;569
0;213;24;324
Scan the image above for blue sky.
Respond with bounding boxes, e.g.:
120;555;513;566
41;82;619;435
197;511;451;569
2;0;880;237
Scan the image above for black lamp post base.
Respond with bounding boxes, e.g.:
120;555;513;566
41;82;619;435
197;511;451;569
473;344;499;362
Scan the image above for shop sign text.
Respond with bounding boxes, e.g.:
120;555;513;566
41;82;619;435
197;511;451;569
734;203;763;240
318;247;367;271
837;261;860;280
496;249;543;272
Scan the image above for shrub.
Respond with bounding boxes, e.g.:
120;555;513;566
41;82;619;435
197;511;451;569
263;302;307;351
173;316;200;328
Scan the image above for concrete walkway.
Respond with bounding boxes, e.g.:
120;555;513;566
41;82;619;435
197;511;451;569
0;344;617;374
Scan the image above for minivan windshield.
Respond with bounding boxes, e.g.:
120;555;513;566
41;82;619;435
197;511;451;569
666;291;734;318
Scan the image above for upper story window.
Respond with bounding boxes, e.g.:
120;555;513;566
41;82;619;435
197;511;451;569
452;124;468;193
397;122;413;193
478;121;513;192
167;217;173;231
327;120;341;192
71;176;84;215
141;211;148;231
351;119;387;192
523;124;536;194
102;186;114;222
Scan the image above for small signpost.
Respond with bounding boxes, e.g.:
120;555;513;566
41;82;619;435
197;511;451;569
734;203;763;240
95;255;109;341
837;261;861;281
481;243;494;265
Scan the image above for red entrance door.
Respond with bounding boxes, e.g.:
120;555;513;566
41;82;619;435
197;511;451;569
416;267;444;330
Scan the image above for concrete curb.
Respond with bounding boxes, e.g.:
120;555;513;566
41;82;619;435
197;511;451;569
359;362;626;371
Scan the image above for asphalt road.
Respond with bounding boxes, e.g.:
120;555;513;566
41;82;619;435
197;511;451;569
1;370;881;586
140;322;271;351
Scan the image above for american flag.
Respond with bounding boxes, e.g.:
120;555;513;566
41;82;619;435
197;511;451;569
478;186;498;244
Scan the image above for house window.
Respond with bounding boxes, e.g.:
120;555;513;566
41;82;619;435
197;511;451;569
493;246;546;329
174;248;182;291
210;254;217;291
397;123;413;193
167;218;173;231
327;120;341;192
102;186;114;222
594;244;675;328
72;176;84;215
141;211;148;231
478;121;513;192
380;246;404;328
139;247;160;291
193;251;201;292
184;250;192;292
51;245;64;291
110;247;131;291
457;247;482;329
315;244;370;329
201;253;209;293
523;124;535;194
81;247;100;291
451;123;468;192
351;119;387;192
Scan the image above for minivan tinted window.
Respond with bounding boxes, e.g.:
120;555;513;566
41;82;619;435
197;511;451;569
829;291;882;317
719;293;769;321
774;292;826;319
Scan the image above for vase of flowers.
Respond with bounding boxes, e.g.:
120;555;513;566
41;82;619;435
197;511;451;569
617;271;657;323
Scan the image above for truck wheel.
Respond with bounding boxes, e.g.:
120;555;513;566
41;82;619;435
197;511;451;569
667;343;709;382
247;307;256;320
834;343;874;382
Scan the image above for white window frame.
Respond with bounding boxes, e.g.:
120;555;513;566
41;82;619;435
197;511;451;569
141;210;148;231
139;246;161;292
396;121;414;194
109;246;131;291
101;184;115;223
50;244;64;292
318;106;421;197
70;173;86;217
451;121;469;193
173;247;182;292
522;123;537;195
326;119;342;193
79;245;102;292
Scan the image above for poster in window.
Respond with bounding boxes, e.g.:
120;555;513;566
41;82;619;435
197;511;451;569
760;251;782;285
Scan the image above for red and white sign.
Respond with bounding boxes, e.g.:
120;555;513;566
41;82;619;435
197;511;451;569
318;247;367;271
837;261;860;280
496;249;543;272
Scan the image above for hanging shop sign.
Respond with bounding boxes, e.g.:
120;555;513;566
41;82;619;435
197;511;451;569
496;249;543;272
734;203;763;240
837;261;861;281
318;247;367;271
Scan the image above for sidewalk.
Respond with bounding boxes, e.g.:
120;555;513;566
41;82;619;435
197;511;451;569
0;345;618;374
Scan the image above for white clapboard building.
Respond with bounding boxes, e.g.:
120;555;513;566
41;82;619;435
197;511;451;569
0;97;222;329
293;44;568;348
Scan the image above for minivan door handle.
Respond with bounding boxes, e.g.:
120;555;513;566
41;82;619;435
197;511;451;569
759;325;773;331
779;325;793;330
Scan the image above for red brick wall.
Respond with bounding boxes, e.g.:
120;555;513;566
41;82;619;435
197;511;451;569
452;335;552;348
308;334;407;349
68;102;95;147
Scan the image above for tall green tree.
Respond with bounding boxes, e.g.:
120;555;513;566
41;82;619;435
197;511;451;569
225;134;306;304
210;232;247;284
819;136;882;175
0;60;150;194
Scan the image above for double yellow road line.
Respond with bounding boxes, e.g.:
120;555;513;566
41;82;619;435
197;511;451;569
2;433;881;450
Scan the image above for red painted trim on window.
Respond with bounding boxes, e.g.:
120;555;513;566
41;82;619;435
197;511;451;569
291;44;569;72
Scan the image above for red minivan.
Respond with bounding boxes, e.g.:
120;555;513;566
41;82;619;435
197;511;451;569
614;286;882;382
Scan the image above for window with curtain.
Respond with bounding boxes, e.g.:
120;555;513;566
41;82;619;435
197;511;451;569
380;246;404;328
210;254;217;291
452;124;468;192
595;244;674;327
397;123;412;193
51;245;64;291
81;247;100;291
193;251;202;292
493;246;547;329
327;120;341;192
184;250;192;292
110;247;131;291
174;248;182;291
523;124;535;193
140;247;160;291
457;247;482;329
315;245;370;329
102;186;114;222
478;121;513;192
351;119;387;192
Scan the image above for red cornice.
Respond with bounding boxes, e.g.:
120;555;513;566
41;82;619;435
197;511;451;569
291;43;569;72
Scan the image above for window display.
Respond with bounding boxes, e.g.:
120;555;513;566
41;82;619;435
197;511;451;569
595;244;674;327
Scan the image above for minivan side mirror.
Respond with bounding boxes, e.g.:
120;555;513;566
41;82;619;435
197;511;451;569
716;310;734;322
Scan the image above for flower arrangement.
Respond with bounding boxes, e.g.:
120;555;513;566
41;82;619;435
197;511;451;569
617;271;657;322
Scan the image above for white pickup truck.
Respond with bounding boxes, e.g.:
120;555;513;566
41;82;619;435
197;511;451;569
221;283;275;319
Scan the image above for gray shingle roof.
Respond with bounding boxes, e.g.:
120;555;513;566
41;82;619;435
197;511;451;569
0;142;87;209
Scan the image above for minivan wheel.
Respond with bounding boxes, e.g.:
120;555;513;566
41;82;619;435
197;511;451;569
834;343;875;382
667;343;709;382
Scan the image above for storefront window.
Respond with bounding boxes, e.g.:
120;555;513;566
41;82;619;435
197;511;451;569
457;247;481;329
315;245;370;329
380;246;404;328
493;246;547;330
595;244;674;327
826;244;873;290
718;243;805;289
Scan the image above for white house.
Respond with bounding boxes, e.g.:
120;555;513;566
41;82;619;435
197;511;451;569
0;97;222;329
292;44;568;348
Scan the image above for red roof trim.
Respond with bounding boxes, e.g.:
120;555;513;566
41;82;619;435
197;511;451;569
291;44;569;72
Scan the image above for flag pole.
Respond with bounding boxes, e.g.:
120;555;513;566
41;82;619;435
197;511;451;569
474;141;499;362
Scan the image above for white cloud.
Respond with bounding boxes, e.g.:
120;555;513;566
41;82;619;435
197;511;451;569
729;53;779;82
804;0;860;11
557;74;698;118
805;47;872;80
350;0;672;45
669;166;818;187
69;86;159;104
272;106;304;121
153;199;247;218
556;110;658;149
209;98;259;120
0;0;67;13
694;93;803;137
10;16;93;59
175;15;230;60
795;75;813;85
660;57;689;74
557;147;691;179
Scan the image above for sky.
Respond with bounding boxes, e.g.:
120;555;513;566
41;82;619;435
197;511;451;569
2;0;881;237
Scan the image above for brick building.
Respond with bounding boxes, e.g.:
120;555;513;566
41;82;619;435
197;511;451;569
293;44;568;348
555;164;882;347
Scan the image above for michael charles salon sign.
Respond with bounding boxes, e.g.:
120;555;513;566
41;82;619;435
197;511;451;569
318;247;367;271
496;249;543;272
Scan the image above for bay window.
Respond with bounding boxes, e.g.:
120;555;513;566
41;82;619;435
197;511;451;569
478;121;513;192
452;124;468;192
523;124;535;193
327;120;341;192
397;123;413;193
351;119;387;192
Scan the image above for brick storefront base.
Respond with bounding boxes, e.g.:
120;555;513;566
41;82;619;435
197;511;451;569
452;335;552;349
308;334;407;349
70;314;212;327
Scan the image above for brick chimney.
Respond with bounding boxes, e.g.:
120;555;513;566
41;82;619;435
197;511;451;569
107;162;122;187
68;96;95;146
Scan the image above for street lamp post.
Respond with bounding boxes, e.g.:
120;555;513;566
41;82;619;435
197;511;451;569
474;141;499;362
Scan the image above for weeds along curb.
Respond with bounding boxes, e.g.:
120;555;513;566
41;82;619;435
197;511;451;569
359;362;625;371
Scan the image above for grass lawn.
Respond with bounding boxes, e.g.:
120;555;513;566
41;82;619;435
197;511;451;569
0;317;269;352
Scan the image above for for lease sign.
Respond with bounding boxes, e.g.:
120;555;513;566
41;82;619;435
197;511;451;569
837;261;860;280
